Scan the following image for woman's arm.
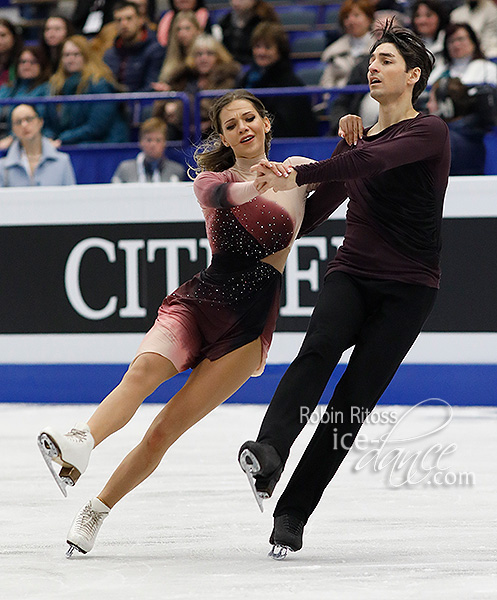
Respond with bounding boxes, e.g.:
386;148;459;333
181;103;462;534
193;171;259;209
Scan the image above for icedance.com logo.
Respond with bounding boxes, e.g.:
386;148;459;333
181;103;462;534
302;399;475;489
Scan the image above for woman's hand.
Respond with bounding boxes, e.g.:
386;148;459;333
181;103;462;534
338;114;364;146
251;160;297;193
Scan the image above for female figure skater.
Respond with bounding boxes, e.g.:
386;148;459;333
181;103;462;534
38;89;333;557
239;21;451;559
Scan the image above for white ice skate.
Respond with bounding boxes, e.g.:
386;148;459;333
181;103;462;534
37;423;94;497
66;497;110;558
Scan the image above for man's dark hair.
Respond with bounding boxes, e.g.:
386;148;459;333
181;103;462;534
113;1;141;15
370;19;435;103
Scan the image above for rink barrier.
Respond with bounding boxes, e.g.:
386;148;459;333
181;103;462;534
1;363;496;406
1;179;497;406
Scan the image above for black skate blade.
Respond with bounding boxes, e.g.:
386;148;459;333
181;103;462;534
239;450;264;512
268;544;290;560
37;433;68;497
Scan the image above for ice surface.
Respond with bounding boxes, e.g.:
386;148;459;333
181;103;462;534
1;403;496;600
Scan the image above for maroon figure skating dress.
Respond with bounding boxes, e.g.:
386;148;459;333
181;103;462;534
134;160;314;376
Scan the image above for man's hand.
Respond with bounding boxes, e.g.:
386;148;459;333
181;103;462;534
338;114;364;146
251;159;297;193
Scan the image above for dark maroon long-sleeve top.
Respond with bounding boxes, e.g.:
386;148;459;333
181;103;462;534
296;113;450;288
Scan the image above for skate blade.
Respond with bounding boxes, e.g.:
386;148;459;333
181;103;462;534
268;544;290;560
37;433;69;497
66;543;85;559
239;450;265;513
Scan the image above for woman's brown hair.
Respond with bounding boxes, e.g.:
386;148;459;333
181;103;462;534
193;89;271;174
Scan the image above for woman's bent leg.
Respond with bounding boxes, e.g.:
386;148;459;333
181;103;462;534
97;338;263;509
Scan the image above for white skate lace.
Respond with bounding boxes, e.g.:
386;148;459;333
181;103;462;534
74;503;106;541
67;428;88;442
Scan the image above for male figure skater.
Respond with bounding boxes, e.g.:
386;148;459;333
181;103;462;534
239;21;451;559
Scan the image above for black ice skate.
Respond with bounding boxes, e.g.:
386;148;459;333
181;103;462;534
268;514;304;560
238;441;283;512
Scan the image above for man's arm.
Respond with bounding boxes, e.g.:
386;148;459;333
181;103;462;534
294;116;449;185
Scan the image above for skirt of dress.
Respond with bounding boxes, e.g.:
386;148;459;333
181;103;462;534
134;254;282;376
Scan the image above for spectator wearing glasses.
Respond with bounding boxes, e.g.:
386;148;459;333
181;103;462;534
450;0;497;59
429;22;497;85
0;46;52;150
0;104;76;186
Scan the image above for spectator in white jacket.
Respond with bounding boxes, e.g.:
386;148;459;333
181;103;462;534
450;0;497;59
319;0;375;89
429;22;497;85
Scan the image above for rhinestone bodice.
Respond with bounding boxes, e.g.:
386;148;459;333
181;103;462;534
196;166;299;261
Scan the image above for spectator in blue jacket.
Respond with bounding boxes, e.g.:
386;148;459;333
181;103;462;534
0;104;75;186
47;35;128;145
104;1;165;92
0;46;52;149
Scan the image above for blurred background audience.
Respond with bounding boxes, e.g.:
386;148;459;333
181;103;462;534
239;22;318;137
47;35;128;144
153;33;240;138
217;0;278;65
39;16;75;75
157;0;211;47
152;10;201;89
0;0;496;183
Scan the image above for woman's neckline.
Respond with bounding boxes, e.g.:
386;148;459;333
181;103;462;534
230;153;266;177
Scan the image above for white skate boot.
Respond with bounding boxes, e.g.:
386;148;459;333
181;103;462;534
37;423;94;496
66;497;110;558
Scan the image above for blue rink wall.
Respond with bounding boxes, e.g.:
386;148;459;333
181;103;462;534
2;364;497;407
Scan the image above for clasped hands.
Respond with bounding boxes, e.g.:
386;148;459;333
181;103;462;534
251;160;296;194
251;114;364;194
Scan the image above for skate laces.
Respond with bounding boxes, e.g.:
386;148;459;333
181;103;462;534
67;428;88;442
283;515;304;537
75;503;106;540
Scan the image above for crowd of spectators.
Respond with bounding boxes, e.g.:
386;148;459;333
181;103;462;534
0;0;496;185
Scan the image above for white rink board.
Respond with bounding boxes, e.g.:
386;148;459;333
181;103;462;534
1;177;497;366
